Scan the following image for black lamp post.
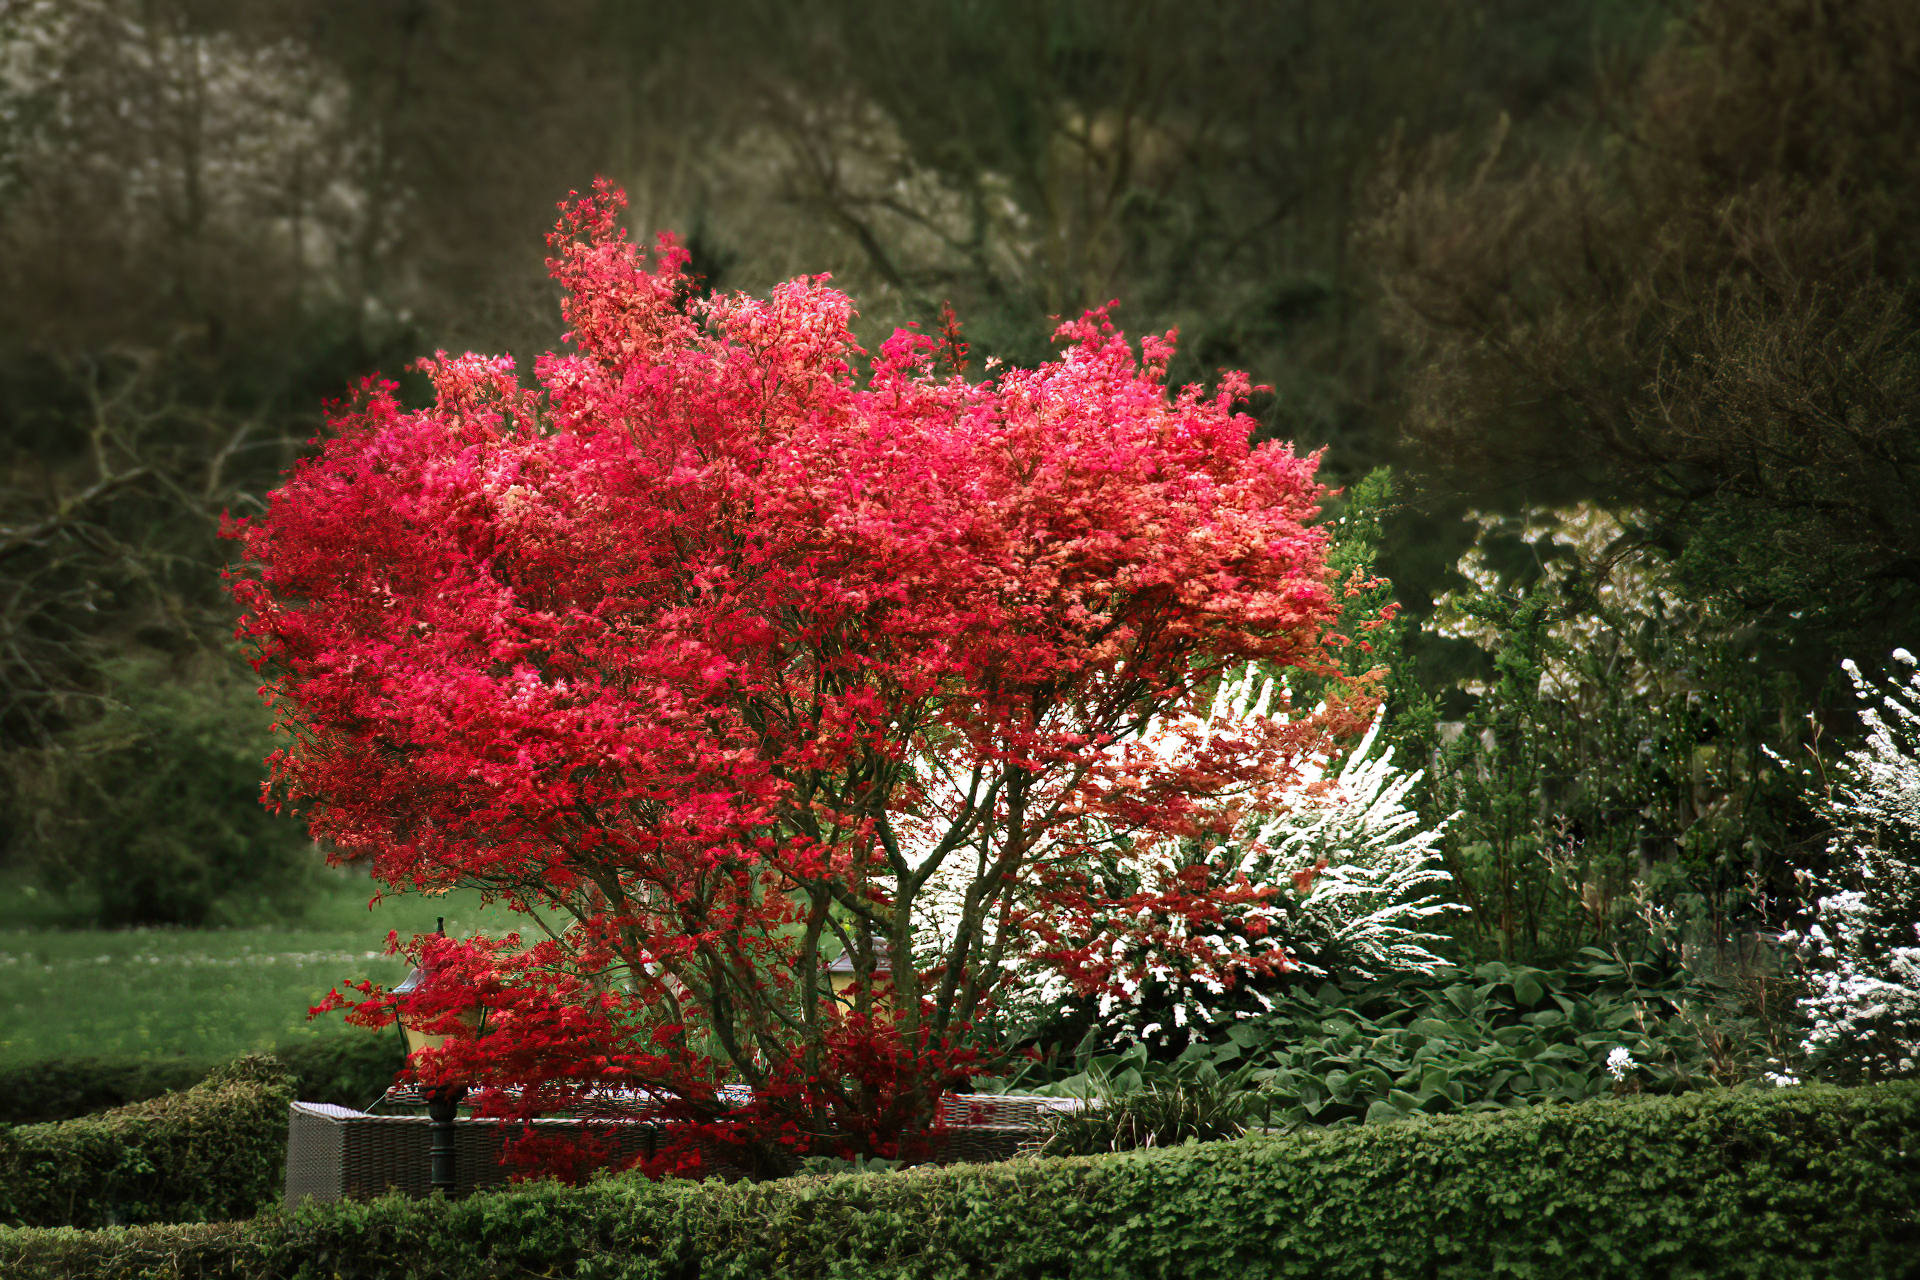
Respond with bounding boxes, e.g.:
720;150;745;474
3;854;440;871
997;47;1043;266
393;918;485;1195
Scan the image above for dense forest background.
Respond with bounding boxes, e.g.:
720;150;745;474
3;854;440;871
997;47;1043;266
3;0;1912;961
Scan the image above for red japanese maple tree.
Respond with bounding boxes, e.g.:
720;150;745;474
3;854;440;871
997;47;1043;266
228;180;1367;1176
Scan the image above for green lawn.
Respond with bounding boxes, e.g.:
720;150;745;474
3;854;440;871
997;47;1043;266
0;872;531;1066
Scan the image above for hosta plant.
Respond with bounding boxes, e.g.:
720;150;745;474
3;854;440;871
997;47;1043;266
1001;954;1762;1128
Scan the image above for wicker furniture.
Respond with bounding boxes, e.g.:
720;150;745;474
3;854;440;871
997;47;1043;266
284;1091;1079;1208
283;1102;653;1208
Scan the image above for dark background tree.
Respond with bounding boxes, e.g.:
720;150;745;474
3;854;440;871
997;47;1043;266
1372;0;1920;672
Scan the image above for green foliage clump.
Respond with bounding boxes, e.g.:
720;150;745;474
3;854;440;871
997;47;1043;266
0;1058;211;1127
1408;505;1816;964
3;1083;1915;1278
8;661;320;928
0;1055;294;1229
271;1035;406;1115
0;1035;402;1127
1038;1073;1259;1156
1218;956;1768;1126
1008;952;1787;1129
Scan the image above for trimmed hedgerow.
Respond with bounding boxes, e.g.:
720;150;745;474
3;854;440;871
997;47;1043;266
0;1035;401;1126
0;1057;211;1127
2;1082;1916;1279
0;1056;294;1230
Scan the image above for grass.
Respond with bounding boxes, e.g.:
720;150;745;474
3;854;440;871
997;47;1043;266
0;869;531;1067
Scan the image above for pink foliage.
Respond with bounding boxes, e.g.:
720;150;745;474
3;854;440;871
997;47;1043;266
231;179;1366;1178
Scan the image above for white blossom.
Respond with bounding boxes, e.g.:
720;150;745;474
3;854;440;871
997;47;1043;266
1786;650;1920;1081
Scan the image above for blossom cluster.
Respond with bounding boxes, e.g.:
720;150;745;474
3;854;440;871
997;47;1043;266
1787;650;1920;1081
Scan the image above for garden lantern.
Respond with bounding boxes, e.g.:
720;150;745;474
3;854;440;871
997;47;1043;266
826;941;892;1012
393;918;486;1195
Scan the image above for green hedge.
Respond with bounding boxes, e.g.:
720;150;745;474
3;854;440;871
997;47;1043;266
0;1056;294;1230
0;1057;211;1127
0;1034;401;1125
4;1083;1915;1279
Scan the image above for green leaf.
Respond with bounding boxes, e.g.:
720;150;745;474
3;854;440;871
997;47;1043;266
1363;1099;1407;1125
1226;1024;1269;1051
1351;1066;1394;1100
1512;971;1544;1008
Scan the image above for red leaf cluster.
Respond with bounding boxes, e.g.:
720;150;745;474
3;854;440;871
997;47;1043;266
230;179;1362;1177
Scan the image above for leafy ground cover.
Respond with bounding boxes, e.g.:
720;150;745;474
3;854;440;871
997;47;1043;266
0;873;522;1066
992;948;1793;1152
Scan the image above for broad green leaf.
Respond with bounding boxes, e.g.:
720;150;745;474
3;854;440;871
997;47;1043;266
1353;1066;1394;1099
1363;1099;1406;1125
1512;971;1544;1007
1226;1024;1268;1050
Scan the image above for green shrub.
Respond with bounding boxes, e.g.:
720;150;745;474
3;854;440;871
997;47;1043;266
0;1222;248;1280
0;1055;293;1229
272;1035;404;1113
1039;1073;1261;1156
1218;956;1721;1124
2;1082;1915;1278
9;663;321;929
0;1035;402;1125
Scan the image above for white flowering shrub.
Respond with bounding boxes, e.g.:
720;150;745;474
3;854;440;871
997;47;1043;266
1250;705;1459;981
1431;504;1693;703
909;666;1460;1046
1788;650;1920;1081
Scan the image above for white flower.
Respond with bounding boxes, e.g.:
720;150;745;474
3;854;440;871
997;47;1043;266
1786;650;1920;1081
1605;1046;1633;1080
